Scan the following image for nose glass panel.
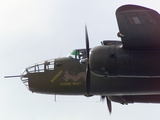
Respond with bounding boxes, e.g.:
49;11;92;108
20;59;54;89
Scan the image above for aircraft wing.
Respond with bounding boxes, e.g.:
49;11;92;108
116;5;160;49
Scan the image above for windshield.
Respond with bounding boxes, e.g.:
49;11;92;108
68;49;86;60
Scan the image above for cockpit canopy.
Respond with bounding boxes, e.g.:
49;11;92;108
68;49;86;60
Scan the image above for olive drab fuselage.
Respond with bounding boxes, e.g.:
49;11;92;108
20;41;160;97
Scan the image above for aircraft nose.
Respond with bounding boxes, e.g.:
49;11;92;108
21;69;29;89
4;69;29;89
20;59;55;91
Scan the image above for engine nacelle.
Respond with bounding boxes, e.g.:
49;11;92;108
90;41;160;78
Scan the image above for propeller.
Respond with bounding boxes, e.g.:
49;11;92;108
84;26;112;113
85;25;90;96
101;96;112;114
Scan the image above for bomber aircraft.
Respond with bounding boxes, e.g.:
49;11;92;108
5;4;160;113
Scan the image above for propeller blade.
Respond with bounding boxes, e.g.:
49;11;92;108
85;25;90;96
86;64;90;95
101;96;105;102
101;96;112;114
85;25;89;59
107;97;112;114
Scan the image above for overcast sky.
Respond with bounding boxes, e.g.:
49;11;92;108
1;0;160;120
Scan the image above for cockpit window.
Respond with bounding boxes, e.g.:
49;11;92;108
23;59;54;74
68;49;86;60
70;50;79;59
45;60;54;70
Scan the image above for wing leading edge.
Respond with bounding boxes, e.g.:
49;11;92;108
116;5;160;49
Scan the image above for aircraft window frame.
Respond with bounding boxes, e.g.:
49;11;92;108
24;59;54;74
45;60;54;71
68;49;86;60
68;50;79;59
78;50;86;60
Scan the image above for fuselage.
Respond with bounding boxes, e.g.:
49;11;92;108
21;41;160;97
